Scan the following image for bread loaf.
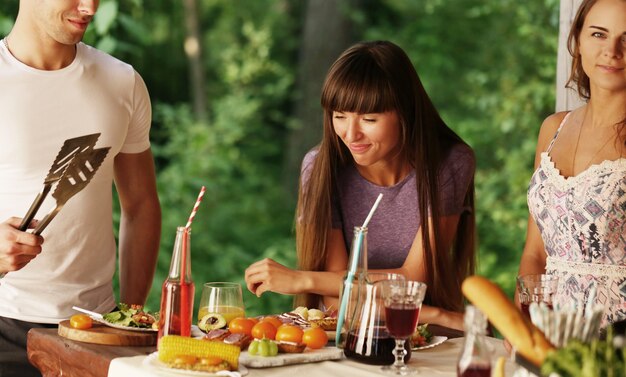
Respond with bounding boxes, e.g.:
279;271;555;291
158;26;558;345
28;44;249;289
462;275;554;366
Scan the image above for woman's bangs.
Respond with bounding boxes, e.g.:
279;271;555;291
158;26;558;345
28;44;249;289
322;64;395;114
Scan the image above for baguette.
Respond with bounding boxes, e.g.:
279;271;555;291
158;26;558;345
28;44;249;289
461;275;555;366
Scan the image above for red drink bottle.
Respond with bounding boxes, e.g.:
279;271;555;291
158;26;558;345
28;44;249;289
158;227;195;345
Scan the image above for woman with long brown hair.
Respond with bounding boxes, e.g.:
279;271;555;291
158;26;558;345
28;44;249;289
245;40;476;330
519;0;626;326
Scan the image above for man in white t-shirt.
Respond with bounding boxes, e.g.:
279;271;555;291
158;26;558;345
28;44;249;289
0;1;161;376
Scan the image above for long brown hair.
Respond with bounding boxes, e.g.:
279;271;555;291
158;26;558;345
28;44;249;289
567;0;598;100
295;41;476;311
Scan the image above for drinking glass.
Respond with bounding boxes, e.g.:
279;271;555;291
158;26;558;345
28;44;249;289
381;280;427;375
197;282;245;327
517;274;559;318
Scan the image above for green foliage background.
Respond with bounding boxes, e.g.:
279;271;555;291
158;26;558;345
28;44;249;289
0;0;560;316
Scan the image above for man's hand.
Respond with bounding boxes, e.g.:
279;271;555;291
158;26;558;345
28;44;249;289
0;217;43;274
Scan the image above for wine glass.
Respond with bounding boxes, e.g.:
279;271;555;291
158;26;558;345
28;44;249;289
381;279;427;375
197;282;245;330
517;274;559;318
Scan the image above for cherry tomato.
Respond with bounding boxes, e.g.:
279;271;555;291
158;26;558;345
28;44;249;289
302;327;328;349
251;321;277;340
260;316;283;329
228;317;255;336
275;324;303;343
69;314;93;330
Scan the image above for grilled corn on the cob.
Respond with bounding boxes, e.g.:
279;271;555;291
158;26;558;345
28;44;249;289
159;335;240;370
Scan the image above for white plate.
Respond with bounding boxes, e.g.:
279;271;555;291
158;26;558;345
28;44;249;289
412;336;447;350
92;317;157;332
143;352;248;376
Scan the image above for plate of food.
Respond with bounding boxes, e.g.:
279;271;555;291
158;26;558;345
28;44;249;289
72;303;158;332
413;335;447;350
410;324;447;350
143;352;249;376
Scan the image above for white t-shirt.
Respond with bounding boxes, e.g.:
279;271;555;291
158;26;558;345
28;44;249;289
0;42;152;323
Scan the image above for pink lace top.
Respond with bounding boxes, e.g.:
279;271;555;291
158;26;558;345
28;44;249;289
527;112;626;325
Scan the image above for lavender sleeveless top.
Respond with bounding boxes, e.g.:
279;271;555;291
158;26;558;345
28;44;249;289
527;112;626;325
302;143;475;269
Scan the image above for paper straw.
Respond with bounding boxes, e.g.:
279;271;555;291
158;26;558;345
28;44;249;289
336;193;383;345
185;186;206;229
361;193;383;229
180;186;204;336
347;193;383;275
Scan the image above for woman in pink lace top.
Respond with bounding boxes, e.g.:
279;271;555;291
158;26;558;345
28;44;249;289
519;0;626;325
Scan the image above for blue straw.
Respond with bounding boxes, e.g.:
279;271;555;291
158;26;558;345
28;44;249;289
335;230;364;345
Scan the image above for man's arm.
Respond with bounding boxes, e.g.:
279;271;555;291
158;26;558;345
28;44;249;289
114;149;161;305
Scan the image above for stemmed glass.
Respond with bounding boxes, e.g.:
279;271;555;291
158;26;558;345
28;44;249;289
197;282;245;329
517;274;559;318
381;280;427;375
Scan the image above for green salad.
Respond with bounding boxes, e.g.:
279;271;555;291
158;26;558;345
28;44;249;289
541;327;625;377
102;303;158;329
411;323;433;347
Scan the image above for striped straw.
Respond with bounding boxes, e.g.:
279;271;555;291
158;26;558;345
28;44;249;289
185;186;206;229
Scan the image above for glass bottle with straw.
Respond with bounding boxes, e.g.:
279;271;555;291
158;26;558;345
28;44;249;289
157;186;205;345
336;193;383;346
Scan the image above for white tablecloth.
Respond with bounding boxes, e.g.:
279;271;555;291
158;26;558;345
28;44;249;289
108;337;518;377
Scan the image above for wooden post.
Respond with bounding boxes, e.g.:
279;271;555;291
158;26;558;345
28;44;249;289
556;0;585;112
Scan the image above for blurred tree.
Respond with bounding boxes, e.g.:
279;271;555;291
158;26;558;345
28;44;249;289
183;0;208;121
282;0;361;197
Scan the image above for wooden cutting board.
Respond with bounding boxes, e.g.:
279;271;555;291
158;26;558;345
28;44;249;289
57;320;157;346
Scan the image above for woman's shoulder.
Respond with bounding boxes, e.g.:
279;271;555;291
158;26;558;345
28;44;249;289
301;147;320;171
536;110;571;148
540;111;569;133
443;142;475;172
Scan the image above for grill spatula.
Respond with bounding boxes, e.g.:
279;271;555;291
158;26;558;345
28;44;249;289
18;133;100;231
1;138;108;279
32;147;110;235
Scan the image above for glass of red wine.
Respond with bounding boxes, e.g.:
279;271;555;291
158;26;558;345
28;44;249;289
381;279;427;375
516;274;559;318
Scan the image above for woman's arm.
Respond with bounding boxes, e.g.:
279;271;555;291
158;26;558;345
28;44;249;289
515;111;567;301
244;229;347;300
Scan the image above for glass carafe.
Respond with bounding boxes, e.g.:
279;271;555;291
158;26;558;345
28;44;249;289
343;272;411;365
457;305;491;377
158;226;195;344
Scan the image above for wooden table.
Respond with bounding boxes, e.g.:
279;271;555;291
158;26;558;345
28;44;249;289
27;328;155;377
27;325;464;377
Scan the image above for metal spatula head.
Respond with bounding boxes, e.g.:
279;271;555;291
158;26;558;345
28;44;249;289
18;133;101;231
33;147;110;235
43;133;100;184
51;147;110;204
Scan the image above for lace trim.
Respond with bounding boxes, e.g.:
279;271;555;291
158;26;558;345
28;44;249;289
540;153;626;187
546;256;626;278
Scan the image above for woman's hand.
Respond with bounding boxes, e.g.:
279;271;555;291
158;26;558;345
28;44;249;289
244;258;311;297
418;305;464;332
